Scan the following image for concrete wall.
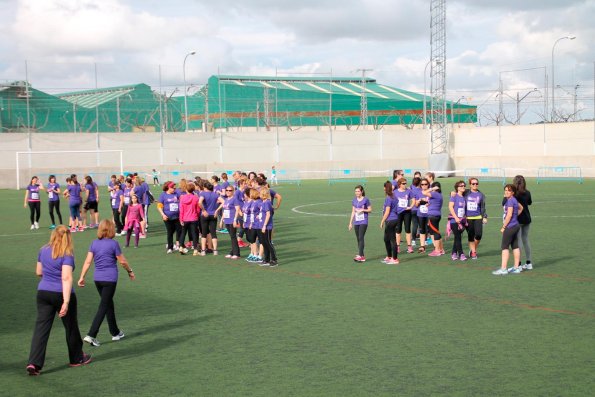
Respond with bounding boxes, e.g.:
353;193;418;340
1;121;593;188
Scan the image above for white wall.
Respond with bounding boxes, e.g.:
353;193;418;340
1;121;593;188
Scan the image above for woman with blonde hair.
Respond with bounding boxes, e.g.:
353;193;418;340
78;219;135;347
26;226;91;376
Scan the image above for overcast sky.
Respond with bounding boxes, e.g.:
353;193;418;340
1;0;593;123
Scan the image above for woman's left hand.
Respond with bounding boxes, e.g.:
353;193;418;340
59;302;69;317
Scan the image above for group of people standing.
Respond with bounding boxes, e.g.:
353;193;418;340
156;171;281;267
348;170;533;274
26;219;135;376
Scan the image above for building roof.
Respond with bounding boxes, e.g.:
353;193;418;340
57;84;145;109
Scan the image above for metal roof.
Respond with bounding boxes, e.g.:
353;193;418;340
57;84;142;109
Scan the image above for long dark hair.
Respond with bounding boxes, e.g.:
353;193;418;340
513;175;526;195
384;181;393;197
355;185;365;197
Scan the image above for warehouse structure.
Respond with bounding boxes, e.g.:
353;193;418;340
1;76;476;132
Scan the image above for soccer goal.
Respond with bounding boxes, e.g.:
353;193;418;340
277;169;302;185
328;169;367;185
16;150;123;189
536;166;583;184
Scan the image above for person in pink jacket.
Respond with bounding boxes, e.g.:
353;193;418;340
179;182;200;255
123;194;144;248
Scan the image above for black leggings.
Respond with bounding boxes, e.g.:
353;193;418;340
28;201;41;224
417;216;429;235
226;223;240;256
467;218;483;242
200;215;218;239
354;224;367;256
120;205;128;230
383;219;398;259
396;211;412;234
181;221;199;249
257;229;277;262
88;281;120;338
428;216;442;241
245;228;258;244
164;218;182;250
411;212;419;238
49;201;63;225
451;222;464;255
112;208;123;233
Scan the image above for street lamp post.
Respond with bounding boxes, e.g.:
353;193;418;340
551;35;575;122
423;59;442;129
183;50;197;132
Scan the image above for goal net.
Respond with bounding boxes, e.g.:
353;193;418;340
16;150;124;189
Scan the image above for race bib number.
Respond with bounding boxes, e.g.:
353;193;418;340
31;192;39;200
355;212;365;222
111;198;116;206
457;207;465;218
223;209;231;219
48;192;54;199
398;198;408;208
243;214;247;223
420;205;428;214
124;196;130;204
467;201;478;211
250;214;254;223
169;203;178;212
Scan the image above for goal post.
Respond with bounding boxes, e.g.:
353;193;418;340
16;150;124;190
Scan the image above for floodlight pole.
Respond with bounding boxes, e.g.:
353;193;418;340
423;59;442;129
183;50;197;132
551;35;575;122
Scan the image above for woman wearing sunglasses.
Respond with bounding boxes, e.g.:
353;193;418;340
464;178;488;259
217;185;242;259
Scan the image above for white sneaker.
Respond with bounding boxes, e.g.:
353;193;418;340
30;225;35;230
34;222;39;229
508;267;523;274
492;268;508;276
83;335;100;346
411;240;416;246
166;249;173;254
112;331;125;341
179;247;188;255
522;263;533;270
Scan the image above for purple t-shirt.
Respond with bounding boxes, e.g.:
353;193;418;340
200;191;220;215
159;192;180;219
427;191;443;217
141;182;151;205
123;186;132;206
85;183;98;202
88;238;122;283
111;189;123;209
260;199;274;230
393;189;411;214
242;200;252;228
504;196;520;229
251;199;263;229
465;191;484;218
409;186;421;213
352;197;371;225
234;189;245;205
133;184;146;205
67;184;82;205
449;194;466;223
47;182;60;202
37;246;75;293
383;195;398;222
222;196;240;224
27;184;41;202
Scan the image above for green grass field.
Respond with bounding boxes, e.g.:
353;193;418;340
1;178;594;396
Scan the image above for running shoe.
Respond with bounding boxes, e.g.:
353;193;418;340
139;233;147;239
354;255;363;262
492;268;508;276
30;225;35;230
459;253;468;261
258;261;270;267
213;250;218;256
34;222;39;229
70;228;77;233
522;263;533;270
231;255;239;259
407;246;414;254
179;247;188;255
166;249;173;254
111;331;125;341
358;256;366;263
470;251;478;260
428;250;442;257
26;364;40;376
69;353;92;367
508;267;522;274
269;261;278;268
245;255;255;262
200;250;206;256
193;250;199;256
381;256;391;263
386;258;399;265
451;253;458;261
83;336;100;347
49;224;56;230
225;254;232;258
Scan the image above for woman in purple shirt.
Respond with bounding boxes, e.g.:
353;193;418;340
78;219;134;346
64;175;83;232
24;176;44;230
217;185;242;259
348;185;372;262
256;187;278;267
82;175;99;229
26;226;91;376
157;181;182;253
46;175;63;229
394;178;414;254
380;181;399;265
492;184;524;275
448;181;468;261
198;181;221;256
422;181;445;257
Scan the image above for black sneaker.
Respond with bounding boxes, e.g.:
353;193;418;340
269;261;278;268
